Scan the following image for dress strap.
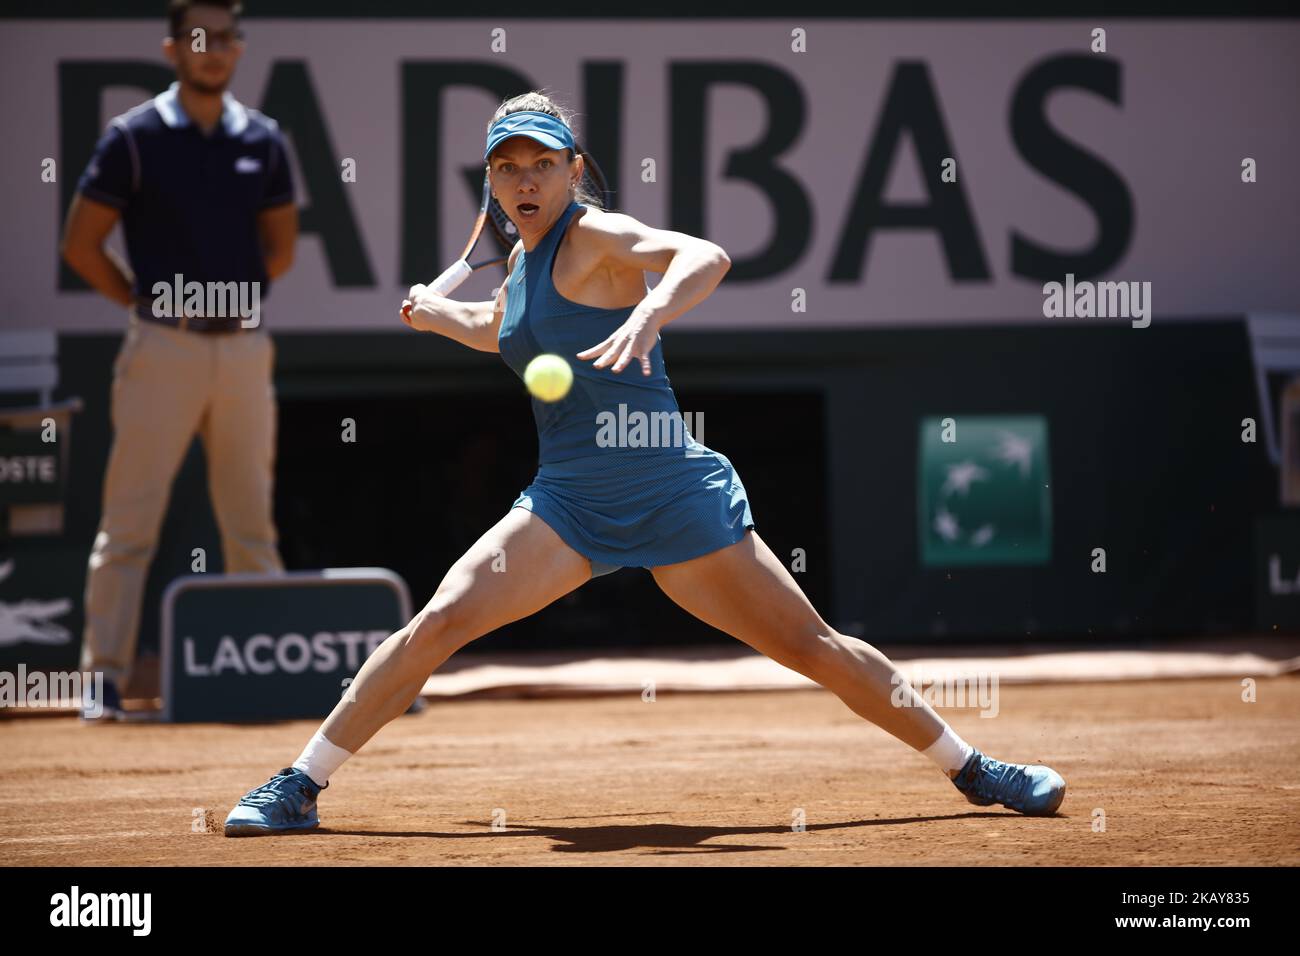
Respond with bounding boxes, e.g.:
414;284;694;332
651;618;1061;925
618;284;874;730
535;200;582;261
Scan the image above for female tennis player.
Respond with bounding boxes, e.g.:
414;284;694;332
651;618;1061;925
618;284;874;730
225;93;1065;836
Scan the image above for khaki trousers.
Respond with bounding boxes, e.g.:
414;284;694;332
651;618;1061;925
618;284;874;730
80;316;283;687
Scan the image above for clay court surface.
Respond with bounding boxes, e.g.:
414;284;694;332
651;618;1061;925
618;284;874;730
3;677;1298;866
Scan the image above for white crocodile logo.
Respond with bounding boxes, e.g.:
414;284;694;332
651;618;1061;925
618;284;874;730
0;559;73;647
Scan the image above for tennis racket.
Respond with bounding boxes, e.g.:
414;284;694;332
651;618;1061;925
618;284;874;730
402;148;611;321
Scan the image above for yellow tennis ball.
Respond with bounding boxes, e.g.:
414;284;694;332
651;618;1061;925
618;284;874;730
524;353;573;402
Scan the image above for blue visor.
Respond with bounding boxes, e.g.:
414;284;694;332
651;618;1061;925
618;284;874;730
484;110;576;162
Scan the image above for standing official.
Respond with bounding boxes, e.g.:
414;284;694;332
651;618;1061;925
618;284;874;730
61;0;297;721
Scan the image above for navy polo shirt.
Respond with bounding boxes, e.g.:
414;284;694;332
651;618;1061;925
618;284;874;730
76;82;294;311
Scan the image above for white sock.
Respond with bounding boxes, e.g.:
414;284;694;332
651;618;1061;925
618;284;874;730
292;731;353;787
921;725;975;779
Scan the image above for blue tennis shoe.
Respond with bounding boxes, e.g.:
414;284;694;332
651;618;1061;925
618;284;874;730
952;749;1066;816
225;768;326;837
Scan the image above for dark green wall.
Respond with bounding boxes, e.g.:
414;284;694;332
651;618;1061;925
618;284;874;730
19;318;1273;666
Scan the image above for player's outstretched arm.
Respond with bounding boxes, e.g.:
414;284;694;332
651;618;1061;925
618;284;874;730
399;241;520;352
401;291;500;352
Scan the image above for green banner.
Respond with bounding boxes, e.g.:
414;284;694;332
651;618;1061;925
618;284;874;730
918;415;1052;566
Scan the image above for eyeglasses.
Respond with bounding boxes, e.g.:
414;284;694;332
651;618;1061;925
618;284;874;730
174;27;245;51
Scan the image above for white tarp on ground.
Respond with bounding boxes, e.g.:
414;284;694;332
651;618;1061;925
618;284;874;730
418;638;1300;698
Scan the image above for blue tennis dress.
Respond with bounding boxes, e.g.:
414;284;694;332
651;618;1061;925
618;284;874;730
499;199;754;577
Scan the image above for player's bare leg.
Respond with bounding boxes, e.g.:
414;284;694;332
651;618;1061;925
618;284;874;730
321;507;591;751
649;529;1066;814
649;529;948;751
225;508;591;834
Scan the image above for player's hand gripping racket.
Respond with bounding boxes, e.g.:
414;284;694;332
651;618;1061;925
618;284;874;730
401;149;611;323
